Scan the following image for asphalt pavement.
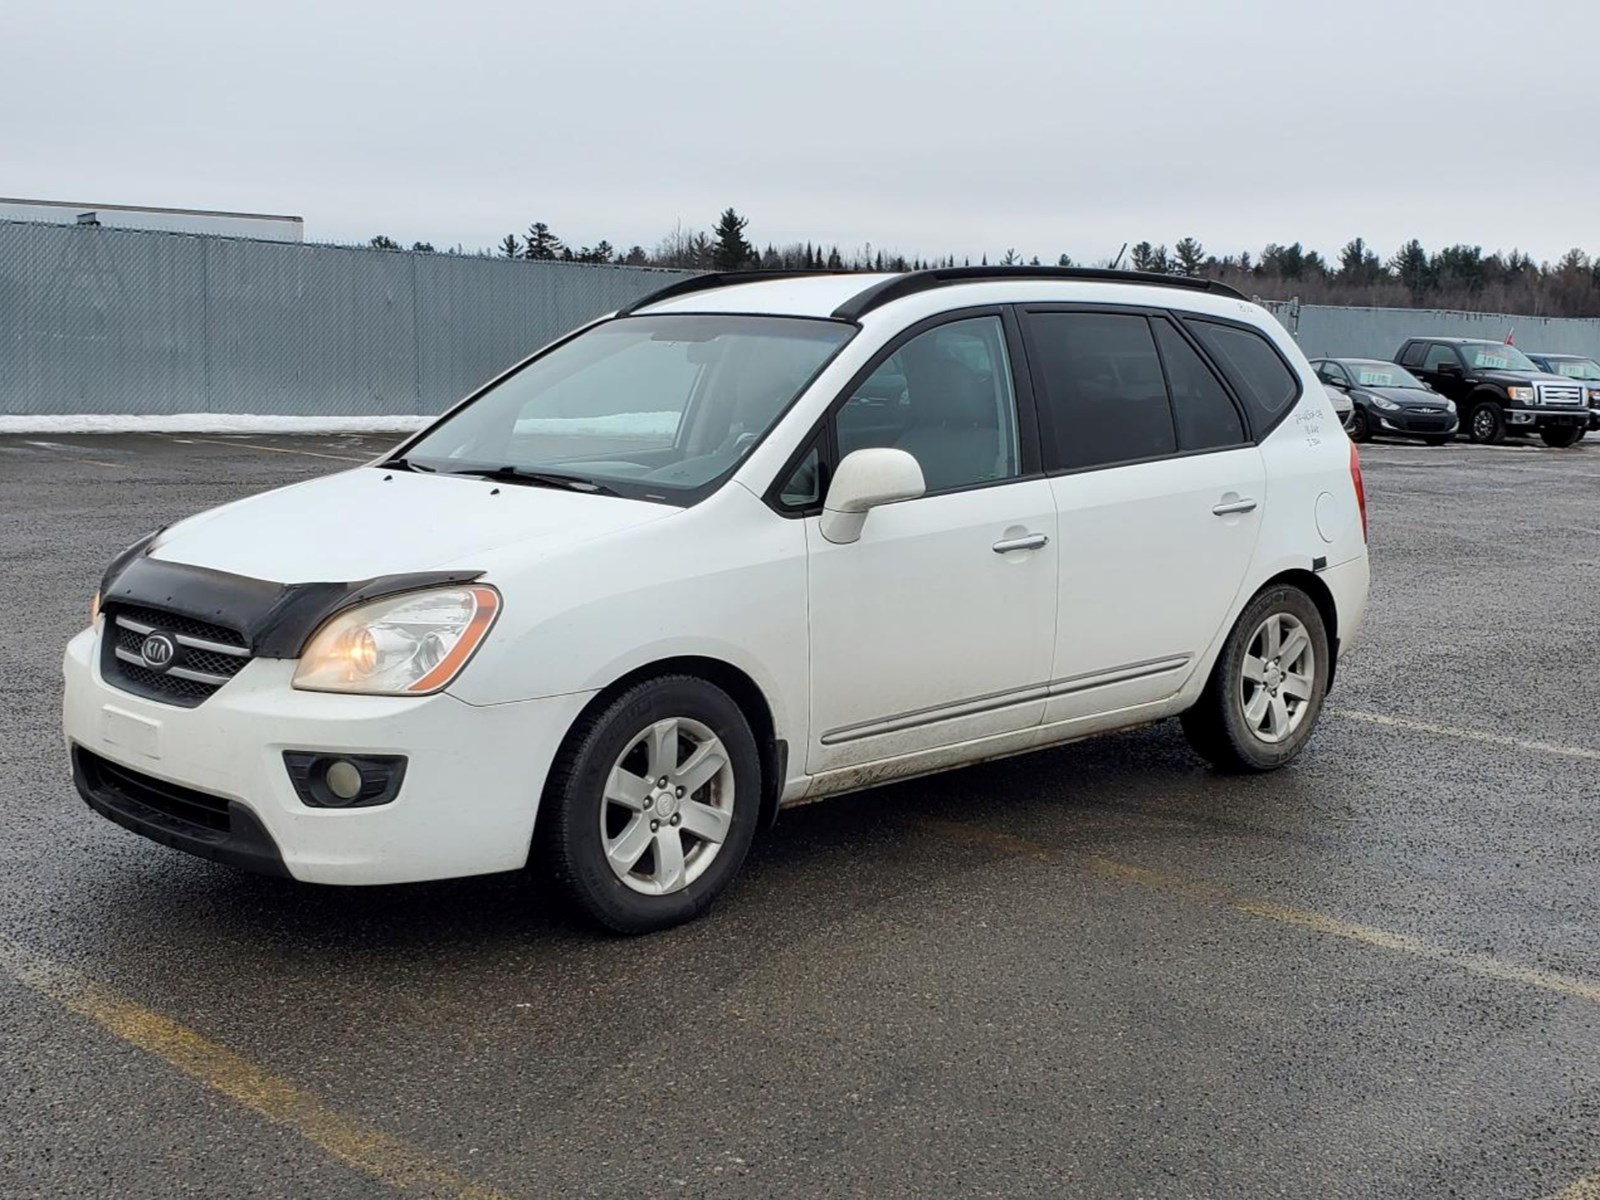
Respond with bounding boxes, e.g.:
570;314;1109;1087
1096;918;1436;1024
2;430;1597;1199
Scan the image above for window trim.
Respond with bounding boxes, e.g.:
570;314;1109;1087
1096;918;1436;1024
762;306;1043;517
1014;303;1255;479
1179;314;1305;441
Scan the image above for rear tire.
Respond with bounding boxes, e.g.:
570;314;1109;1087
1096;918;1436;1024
540;675;761;934
1181;585;1330;773
1468;401;1505;444
1540;426;1584;448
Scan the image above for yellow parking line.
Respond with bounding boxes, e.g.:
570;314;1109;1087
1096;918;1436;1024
0;937;511;1200
1333;709;1600;763
920;818;1600;1006
180;436;370;463
929;817;1600;1198
1551;1169;1600;1200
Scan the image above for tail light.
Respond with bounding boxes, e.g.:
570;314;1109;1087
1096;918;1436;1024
1349;440;1368;541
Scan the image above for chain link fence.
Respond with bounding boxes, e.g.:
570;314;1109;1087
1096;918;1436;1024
0;220;691;416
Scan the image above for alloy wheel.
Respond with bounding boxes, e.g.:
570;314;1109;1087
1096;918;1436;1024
1239;612;1316;745
601;716;735;895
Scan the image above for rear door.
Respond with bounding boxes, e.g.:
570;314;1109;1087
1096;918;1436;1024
1020;308;1265;723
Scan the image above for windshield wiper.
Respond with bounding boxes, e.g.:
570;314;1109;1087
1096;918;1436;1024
447;465;619;496
380;456;436;473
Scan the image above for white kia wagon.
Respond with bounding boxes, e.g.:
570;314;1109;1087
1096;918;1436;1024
64;268;1370;932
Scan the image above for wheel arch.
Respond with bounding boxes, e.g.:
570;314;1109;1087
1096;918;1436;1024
545;655;786;835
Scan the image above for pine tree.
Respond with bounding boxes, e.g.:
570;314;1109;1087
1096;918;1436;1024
712;208;754;271
525;223;563;261
499;234;520;259
369;234;400;250
1390;239;1432;300
1173;237;1206;277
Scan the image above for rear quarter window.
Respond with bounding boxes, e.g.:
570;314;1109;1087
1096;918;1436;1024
1185;319;1302;433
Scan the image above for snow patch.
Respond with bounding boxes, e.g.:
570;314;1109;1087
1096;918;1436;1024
0;414;432;435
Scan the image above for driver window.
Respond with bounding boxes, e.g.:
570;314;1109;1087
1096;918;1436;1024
1422;344;1459;371
832;316;1021;493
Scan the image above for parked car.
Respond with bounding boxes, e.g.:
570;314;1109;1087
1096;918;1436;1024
65;267;1371;933
1395;337;1589;446
1312;358;1458;444
1524;352;1600;434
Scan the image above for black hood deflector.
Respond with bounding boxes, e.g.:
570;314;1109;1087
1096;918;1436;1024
100;539;482;659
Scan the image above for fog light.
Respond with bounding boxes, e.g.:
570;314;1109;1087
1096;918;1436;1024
325;760;363;801
282;751;407;808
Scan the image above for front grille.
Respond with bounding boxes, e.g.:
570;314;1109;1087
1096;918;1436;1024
101;603;252;708
1539;384;1585;406
76;747;232;837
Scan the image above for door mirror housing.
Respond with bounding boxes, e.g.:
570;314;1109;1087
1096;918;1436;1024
818;448;926;544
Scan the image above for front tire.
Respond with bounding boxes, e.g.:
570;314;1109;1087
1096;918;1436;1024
1540;425;1584;448
1468;401;1505;444
1181;586;1330;773
1347;407;1371;442
541;676;761;934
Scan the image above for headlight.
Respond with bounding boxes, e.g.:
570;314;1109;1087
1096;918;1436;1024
1443;399;1456;412
293;586;501;695
1369;394;1401;411
90;589;102;629
1506;386;1536;403
1588;388;1600;404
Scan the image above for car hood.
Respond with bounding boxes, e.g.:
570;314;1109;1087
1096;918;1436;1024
1358;386;1450;407
148;467;677;584
1473;369;1577;388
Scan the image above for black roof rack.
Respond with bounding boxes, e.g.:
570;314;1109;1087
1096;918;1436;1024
617;270;853;316
831;266;1246;320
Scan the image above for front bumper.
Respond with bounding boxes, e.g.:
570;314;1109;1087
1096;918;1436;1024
63;627;595;885
1505;407;1589;430
1366;404;1457;436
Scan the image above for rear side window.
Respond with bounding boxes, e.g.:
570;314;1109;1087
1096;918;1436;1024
1187;320;1301;430
1025;312;1176;471
1399;342;1427;368
1152;319;1246;451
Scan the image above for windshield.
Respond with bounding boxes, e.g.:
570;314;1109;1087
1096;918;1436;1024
1461;343;1538;372
398;314;854;504
1346;361;1427;390
1545;357;1600;381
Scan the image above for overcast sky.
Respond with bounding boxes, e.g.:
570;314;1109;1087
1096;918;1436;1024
7;0;1599;265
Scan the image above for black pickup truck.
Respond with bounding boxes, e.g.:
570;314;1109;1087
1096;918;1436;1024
1395;337;1591;447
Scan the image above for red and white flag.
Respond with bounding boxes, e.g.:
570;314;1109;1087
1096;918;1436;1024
1504;328;1516;345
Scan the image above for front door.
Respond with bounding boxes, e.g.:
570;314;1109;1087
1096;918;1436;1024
798;313;1059;774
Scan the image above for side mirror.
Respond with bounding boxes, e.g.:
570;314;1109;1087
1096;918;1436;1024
1325;377;1350;390
818;448;926;544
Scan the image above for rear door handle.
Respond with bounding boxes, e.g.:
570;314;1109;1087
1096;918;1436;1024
992;533;1049;553
1212;498;1258;516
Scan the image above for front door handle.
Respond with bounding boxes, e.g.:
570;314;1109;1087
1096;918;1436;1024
992;533;1049;553
1212;498;1258;516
